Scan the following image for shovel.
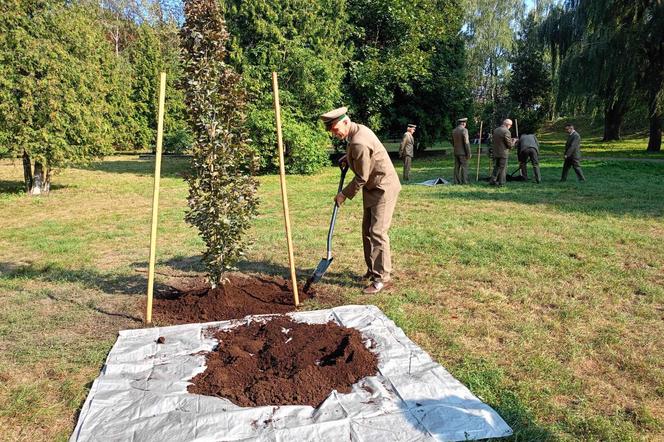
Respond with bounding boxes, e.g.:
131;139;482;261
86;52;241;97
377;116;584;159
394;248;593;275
303;163;349;292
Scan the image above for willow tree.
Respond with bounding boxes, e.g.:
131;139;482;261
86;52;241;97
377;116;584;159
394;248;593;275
541;0;663;149
181;0;259;285
540;1;636;141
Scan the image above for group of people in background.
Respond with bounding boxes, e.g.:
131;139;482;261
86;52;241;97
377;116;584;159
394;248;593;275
318;105;586;296
399;118;586;185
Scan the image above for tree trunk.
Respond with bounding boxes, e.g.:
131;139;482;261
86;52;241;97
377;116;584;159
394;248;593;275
43;166;52;194
646;87;662;152
603;100;627;141
22;150;33;192
647;111;662;152
30;161;45;195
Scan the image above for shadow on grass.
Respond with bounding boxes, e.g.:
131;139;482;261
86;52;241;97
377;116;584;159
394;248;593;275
0;261;146;322
0;261;150;297
160;255;367;291
78;156;190;179
451;357;557;441
0;180;69;195
417;160;664;217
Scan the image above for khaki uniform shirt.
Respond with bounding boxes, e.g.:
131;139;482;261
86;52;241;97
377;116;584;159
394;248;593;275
452;125;471;156
492;125;514;159
342;122;401;208
400;132;414;157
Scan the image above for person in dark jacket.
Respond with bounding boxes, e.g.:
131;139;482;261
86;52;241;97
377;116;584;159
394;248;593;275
561;124;585;182
517;133;541;183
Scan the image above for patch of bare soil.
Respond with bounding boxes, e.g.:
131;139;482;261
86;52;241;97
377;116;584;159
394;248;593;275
187;315;378;407
150;273;317;324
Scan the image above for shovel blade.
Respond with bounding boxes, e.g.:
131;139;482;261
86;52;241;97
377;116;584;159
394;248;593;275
311;257;333;283
304;257;333;292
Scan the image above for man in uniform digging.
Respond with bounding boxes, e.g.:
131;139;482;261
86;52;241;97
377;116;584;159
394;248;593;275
321;106;401;294
399;123;416;181
516;132;542;183
452;117;472;184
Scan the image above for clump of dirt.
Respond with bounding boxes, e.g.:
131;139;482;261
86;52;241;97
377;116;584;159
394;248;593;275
150;273;316;324
187;315;379;407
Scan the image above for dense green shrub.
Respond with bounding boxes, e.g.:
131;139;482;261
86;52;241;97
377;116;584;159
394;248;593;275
220;0;348;174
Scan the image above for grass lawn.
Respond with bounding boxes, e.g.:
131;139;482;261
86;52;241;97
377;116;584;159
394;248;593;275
538;118;664;159
0;148;663;441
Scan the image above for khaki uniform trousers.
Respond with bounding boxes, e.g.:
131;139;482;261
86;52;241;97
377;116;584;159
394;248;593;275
402;156;412;181
490;157;508;185
362;196;398;283
454;155;470;184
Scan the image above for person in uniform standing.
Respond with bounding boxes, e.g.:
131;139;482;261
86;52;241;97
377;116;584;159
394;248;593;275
517;132;542;183
399;124;416;181
320;106;402;294
489;119;516;186
452;117;472;184
561;123;585;182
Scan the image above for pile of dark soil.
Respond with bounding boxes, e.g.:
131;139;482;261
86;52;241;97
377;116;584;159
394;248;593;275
187;315;378;407
151;273;315;324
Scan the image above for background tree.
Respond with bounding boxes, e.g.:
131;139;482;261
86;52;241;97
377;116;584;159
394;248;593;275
181;0;259;285
507;12;552;133
219;0;349;174
0;0;121;194
347;0;471;146
540;0;663;150
464;0;525;113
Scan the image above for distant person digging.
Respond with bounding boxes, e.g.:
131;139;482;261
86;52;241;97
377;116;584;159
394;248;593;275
320;106;401;294
516;132;542;183
561;123;585;182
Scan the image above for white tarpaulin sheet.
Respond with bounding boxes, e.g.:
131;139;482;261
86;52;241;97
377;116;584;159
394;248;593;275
416;177;450;186
71;305;512;441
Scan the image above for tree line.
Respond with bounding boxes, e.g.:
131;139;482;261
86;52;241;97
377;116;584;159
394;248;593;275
1;0;661;194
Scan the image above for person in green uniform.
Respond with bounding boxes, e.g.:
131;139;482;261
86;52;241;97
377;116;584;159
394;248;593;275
489;119;517;186
517;133;541;183
399;124;416;181
452;117;472;184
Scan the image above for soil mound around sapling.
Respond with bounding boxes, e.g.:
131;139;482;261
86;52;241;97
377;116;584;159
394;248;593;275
187;315;379;407
150;273;315;324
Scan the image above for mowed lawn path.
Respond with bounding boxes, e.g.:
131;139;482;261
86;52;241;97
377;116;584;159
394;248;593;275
0;147;662;440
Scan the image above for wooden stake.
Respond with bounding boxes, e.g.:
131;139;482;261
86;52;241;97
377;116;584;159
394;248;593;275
146;72;166;324
476;121;483;181
515;118;519;138
271;72;299;306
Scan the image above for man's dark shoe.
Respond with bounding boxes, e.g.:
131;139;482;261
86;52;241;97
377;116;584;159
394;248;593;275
362;281;384;294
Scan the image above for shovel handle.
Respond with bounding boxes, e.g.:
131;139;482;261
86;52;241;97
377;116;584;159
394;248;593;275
327;165;348;259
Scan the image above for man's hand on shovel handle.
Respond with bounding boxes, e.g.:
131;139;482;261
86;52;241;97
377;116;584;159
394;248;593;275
335;191;346;207
338;154;348;169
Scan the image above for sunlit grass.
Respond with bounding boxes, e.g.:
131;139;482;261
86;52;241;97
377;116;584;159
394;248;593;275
0;150;662;441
